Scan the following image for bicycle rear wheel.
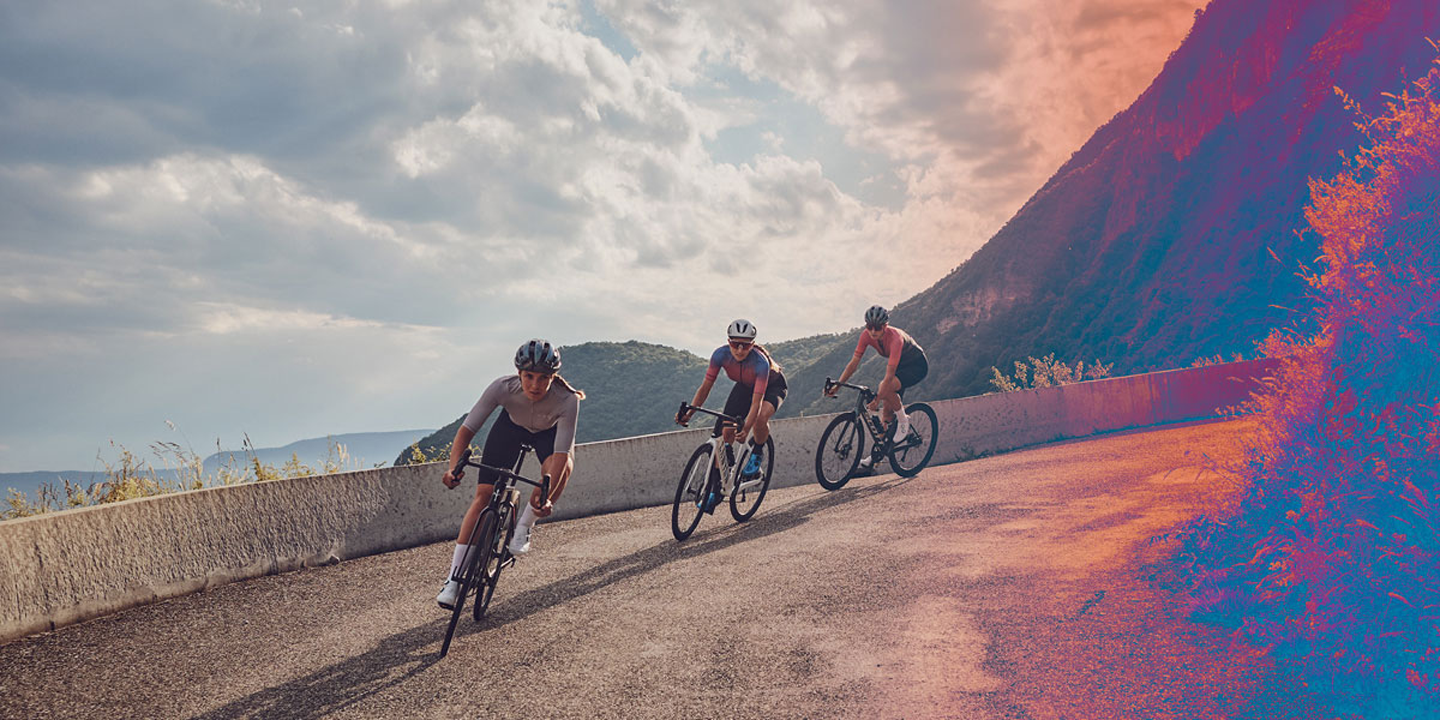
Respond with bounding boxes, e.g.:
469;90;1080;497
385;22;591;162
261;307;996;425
672;444;714;541
888;402;938;477
815;413;863;490
440;508;494;657
730;436;774;522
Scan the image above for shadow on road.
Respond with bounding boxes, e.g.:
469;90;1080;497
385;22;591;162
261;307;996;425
483;473;913;627
194;475;914;719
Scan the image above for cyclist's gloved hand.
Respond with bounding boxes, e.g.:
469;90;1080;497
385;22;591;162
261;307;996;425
676;409;693;426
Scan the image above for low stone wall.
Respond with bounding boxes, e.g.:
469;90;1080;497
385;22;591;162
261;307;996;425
0;358;1274;643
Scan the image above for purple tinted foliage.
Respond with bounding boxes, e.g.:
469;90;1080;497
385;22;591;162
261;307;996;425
1180;47;1440;712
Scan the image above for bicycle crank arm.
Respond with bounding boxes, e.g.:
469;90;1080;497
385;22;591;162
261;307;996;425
735;478;765;494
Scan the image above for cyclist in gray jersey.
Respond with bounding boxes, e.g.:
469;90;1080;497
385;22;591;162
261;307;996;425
435;339;584;610
460;375;580;453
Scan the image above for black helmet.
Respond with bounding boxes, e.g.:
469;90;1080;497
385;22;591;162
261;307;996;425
514;339;561;373
864;305;889;329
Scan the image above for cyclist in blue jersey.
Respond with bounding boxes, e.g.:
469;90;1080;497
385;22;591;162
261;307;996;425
676;319;787;506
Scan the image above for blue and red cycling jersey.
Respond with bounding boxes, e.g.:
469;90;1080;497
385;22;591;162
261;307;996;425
705;346;770;395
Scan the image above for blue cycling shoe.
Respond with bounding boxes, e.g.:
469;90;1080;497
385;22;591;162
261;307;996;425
741;450;764;478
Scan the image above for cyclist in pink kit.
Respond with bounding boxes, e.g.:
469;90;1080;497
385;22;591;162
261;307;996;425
826;305;928;472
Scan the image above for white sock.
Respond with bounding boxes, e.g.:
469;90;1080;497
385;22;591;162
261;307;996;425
516;503;538;532
449;544;472;577
895;410;909;437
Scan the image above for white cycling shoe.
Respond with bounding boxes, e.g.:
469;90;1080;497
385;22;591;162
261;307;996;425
436;579;461;610
857;455;877;476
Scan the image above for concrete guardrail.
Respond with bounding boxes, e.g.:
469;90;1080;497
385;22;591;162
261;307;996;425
0;358;1276;643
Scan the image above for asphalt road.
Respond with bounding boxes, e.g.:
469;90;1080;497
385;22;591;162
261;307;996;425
0;419;1298;719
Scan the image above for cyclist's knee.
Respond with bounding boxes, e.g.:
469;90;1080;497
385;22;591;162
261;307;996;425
471;484;496;507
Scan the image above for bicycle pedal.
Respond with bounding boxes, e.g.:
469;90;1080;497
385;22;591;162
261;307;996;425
500;555;516;570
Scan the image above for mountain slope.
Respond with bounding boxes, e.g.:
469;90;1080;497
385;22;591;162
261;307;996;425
878;0;1440;400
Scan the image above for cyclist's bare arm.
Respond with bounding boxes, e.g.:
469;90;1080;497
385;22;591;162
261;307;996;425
532;451;572;517
680;378;717;423
830;355;862;395
442;425;479;488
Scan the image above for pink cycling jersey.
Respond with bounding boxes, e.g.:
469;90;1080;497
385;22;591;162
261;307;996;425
854;326;922;371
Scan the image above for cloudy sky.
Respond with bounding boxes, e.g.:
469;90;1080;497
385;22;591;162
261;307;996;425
0;0;1203;472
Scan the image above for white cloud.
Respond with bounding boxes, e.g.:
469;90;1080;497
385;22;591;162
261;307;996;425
0;0;1201;470
195;303;442;335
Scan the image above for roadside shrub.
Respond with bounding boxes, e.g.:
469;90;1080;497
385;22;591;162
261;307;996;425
1;431;371;521
1181;54;1440;713
988;353;1114;392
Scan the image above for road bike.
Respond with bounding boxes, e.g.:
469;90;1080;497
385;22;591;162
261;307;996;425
438;445;550;658
671;402;775;541
814;378;938;490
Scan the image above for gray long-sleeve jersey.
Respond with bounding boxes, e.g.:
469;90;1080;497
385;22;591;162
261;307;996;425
462;375;581;454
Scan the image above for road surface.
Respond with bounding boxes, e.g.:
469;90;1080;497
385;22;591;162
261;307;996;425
1;419;1313;719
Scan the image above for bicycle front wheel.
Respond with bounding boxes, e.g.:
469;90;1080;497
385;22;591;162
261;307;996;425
440;508;494;657
888;403;938;477
730;436;774;522
815;413;863;490
672;444;714;541
475;504;510;620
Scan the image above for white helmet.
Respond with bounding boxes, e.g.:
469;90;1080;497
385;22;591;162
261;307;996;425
727;318;757;340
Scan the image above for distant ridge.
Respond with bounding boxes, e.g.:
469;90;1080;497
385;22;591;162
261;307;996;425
205;430;433;472
3;430;434;501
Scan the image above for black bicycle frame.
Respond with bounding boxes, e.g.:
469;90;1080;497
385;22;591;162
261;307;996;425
824;378;893;456
452;446;551;530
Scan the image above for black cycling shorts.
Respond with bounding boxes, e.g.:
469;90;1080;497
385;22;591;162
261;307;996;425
476;410;556;485
714;371;787;436
895;353;928;399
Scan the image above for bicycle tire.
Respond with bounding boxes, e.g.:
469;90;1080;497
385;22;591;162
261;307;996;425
888;402;938;477
440;508;494;657
729;436;775;522
815;413;863;490
475;505;509;620
672;444;713;541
